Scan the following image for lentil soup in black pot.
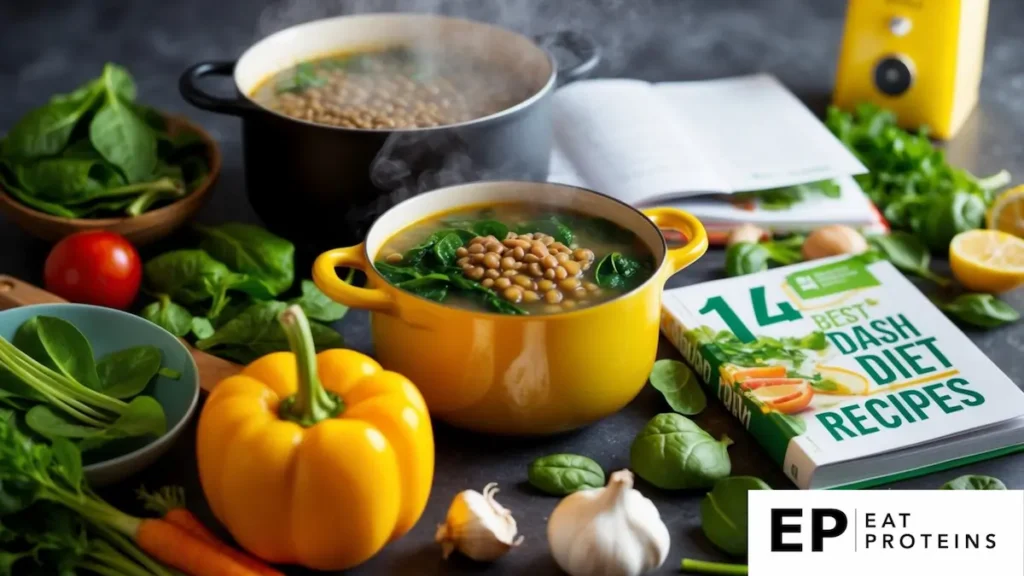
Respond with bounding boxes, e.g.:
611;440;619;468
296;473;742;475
179;13;599;250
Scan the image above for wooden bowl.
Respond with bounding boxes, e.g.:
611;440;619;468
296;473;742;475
0;116;221;246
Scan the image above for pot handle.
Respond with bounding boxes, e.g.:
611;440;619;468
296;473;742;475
535;30;601;84
313;245;396;313
179;61;258;116
643;208;709;276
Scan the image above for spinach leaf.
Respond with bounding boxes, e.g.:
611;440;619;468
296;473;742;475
629;413;732;490
95;346;161;399
433;233;463;268
700;476;772;556
190;317;215;340
937;294;1019;329
50;439;84;491
13;316;101;391
867;232;949;285
195;222;295;296
25;405;101;440
139;295;193;337
275;62;326;93
396;274;451;302
594;252;647;289
725;242;770;277
374;261;422;284
2;83;103;159
77;396;167;452
919;191;986;252
0;170;80;218
143;249;268;312
518;216;572;245
88;64;157;183
158;367;181;379
649;359;707;415
528;454;605;495
940;475;1006;490
195;300;343;364
288;279;348;322
15;158;121;203
471;220;509;240
123;178;187;216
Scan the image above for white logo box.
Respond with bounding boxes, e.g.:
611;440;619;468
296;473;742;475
749;490;1024;575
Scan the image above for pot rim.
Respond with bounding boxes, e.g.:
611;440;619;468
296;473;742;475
233;13;558;134
361;180;672;319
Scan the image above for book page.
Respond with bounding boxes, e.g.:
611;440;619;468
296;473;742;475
656;75;867;192
550;79;726;203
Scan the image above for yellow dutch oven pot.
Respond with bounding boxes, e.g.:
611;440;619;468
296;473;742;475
313;182;707;435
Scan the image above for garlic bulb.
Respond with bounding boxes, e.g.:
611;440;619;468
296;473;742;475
727;223;766;247
436;483;523;561
547;469;670;576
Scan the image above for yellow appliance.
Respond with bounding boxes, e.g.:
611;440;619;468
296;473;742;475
833;0;990;139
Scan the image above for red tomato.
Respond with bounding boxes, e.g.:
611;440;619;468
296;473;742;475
44;231;142;310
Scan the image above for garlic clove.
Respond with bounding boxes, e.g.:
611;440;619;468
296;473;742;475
436;483;523;562
547;469;670;576
802;225;868;260
727;223;767;247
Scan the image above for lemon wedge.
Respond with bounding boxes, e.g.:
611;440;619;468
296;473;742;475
949;229;1024;293
813;365;870;395
987;185;1024;238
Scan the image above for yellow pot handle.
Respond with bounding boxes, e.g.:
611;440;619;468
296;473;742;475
312;245;395;313
643;207;709;275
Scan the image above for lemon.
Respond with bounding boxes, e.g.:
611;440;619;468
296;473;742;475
949;229;1024;293
987;185;1024;238
814;365;869;396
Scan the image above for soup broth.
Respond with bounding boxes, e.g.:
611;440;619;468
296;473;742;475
374;205;656;315
251;46;534;129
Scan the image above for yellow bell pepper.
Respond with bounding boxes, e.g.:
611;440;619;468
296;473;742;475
196;305;434;570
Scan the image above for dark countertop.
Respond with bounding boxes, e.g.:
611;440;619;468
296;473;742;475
2;0;1023;574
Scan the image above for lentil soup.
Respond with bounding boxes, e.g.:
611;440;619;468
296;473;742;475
374;205;655;315
250;46;535;129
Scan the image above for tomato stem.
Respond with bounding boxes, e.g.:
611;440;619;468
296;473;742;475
277;305;342;426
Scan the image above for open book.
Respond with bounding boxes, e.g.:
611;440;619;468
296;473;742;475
661;255;1024;489
548;75;883;234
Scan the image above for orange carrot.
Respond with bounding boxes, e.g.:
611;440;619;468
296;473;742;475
138;486;284;576
136;518;262;576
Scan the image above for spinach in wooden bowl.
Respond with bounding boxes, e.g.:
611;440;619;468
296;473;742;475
0;63;210;219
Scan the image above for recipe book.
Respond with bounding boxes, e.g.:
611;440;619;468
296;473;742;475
660;255;1024;489
547;74;884;234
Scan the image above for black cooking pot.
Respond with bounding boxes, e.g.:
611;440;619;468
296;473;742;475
179;13;599;249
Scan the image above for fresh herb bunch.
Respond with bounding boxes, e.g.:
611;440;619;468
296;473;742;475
139;223;347;363
734;180;841;210
0;63;209;219
686;325;828;367
0;316;168;454
826;104;1011;251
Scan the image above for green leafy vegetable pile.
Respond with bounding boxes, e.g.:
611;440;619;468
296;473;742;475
0;315;170;456
733;180;841;211
0;414;177;575
140;223;346;363
826;104;1010;251
0;63;210;219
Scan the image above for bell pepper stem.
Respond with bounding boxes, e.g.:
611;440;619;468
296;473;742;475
278;305;343;426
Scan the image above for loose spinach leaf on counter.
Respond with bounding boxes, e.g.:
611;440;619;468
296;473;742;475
649;359;706;416
867;232;949;285
936;293;1020;329
528;454;606;496
139;295;193;337
195;300;344;364
195;222;296;296
13;316;101;391
940;475;1006;490
629;413;732;490
701;476;772;556
95;346;162;399
288;279;349;323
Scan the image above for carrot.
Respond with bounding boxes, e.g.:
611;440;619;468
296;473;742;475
138;486;284;576
135;518;263;576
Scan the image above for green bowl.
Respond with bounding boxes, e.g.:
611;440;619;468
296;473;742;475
0;303;199;486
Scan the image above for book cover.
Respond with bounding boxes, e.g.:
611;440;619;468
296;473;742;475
660;255;1024;488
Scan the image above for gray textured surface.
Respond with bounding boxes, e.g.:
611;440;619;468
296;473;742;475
1;0;1023;574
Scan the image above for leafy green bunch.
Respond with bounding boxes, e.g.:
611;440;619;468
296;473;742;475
0;63;209;219
826;104;1010;251
0;316;171;455
140;223;347;363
